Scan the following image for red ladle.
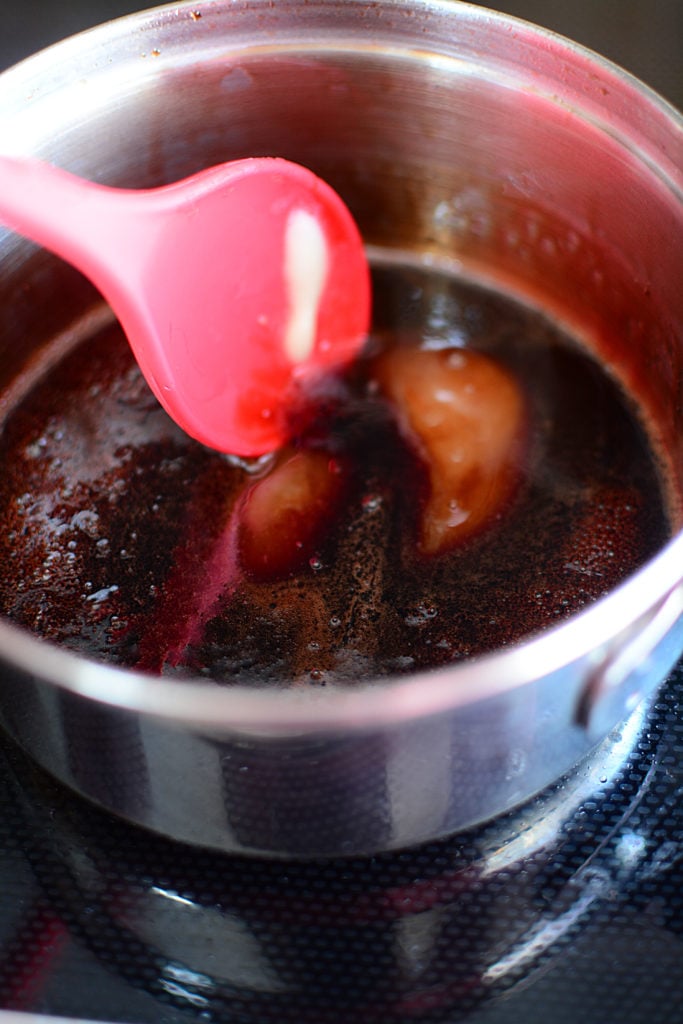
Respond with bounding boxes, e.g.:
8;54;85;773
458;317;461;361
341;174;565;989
0;156;371;455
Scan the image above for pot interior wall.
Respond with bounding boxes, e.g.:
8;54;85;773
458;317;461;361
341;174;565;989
1;19;681;519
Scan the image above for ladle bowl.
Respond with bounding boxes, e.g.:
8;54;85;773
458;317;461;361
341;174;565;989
0;154;370;455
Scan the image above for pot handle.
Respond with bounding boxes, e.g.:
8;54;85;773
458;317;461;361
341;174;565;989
575;583;683;736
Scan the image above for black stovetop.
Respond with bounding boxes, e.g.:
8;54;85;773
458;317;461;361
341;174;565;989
1;663;683;1024
1;2;683;1022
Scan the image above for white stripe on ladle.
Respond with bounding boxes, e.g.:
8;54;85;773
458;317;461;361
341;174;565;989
283;207;329;364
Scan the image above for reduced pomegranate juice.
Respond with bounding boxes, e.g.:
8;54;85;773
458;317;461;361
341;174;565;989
0;262;670;686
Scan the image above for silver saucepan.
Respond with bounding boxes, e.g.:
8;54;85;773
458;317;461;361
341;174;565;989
0;0;682;857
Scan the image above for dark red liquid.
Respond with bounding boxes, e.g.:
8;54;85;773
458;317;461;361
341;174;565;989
0;265;671;685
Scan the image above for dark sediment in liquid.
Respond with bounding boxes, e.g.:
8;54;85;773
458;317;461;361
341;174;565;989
0;264;671;686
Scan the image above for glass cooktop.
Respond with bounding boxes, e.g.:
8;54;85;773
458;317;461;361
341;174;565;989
1;662;683;1023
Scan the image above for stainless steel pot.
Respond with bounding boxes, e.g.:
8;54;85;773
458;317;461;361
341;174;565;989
0;0;681;858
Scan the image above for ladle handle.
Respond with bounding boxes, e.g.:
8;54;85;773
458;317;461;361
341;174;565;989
0;155;150;295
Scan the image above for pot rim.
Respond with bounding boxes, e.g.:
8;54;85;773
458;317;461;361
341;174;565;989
0;0;682;736
1;532;682;734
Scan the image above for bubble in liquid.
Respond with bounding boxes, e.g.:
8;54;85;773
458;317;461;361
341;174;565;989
404;603;439;627
87;584;119;605
362;494;383;513
71;510;100;538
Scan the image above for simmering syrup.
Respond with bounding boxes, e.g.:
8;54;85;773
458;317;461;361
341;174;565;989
0;262;670;685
